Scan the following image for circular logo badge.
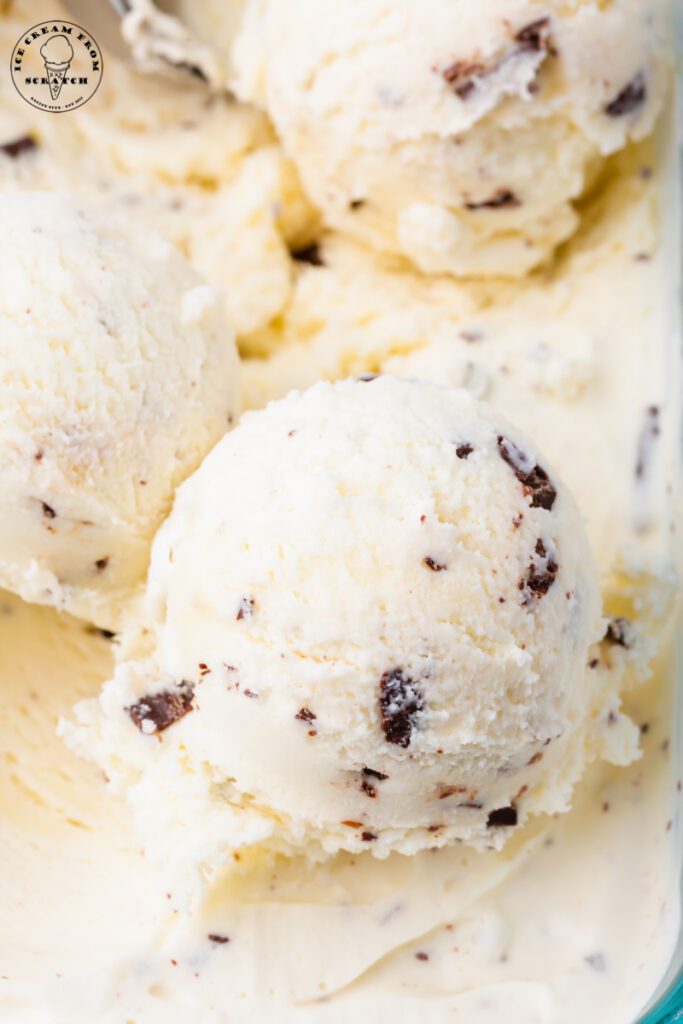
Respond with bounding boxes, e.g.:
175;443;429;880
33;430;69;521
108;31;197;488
11;21;103;113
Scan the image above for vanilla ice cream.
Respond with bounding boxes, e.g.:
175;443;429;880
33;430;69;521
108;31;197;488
0;191;240;629
65;377;639;892
234;0;670;276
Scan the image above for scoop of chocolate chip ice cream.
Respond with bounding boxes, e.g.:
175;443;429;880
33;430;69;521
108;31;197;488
233;0;670;277
0;191;239;629
64;377;638;891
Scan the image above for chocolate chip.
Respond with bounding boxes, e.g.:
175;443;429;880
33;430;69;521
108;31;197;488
466;189;520;211
512;512;524;528
423;556;447;572
361;780;377;798
127;681;195;733
361;831;377;842
362;767;389;780
457;800;483;809
358;373;379;382
208;934;230;944
527;752;543;766
497;436;556;510
243;689;259;699
379;669;424;748
456;444;473;459
442;59;486;98
585;952;606;972
522;538;558;600
295;707;316;723
41;502;56;519
290;243;324;266
486;805;518;828
1;135;38;159
438;785;467;799
605;617;634;649
349;198;366;210
415;952;429;961
236;595;255;621
95;557;109;571
341;820;364;829
605;72;646;117
515;18;551;52
635;405;660;479
589;658;600;669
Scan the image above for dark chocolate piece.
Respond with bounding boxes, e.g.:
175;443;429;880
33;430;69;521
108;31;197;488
41;501;56;519
361;780;377;798
515;18;551;52
349;198;366;210
486;805;518;827
361;830;378;842
379;668;424;748
236;595;255;621
127;681;195;733
423;556;447;572
95;557;109;571
295;707;316;723
522;538;558;599
208;934;230;944
604;616;634;650
497;435;556;510
456;443;474;459
466;189;520;210
1;136;38;159
290;242;325;266
605;72;646;117
362;767;389;780
415;952;429;961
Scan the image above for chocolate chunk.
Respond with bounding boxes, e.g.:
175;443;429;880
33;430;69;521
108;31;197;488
527;751;543;766
349;198;366;210
95;557;109;571
41;501;56;519
1;135;38;159
208;934;230;944
604;616;634;649
486;805;518;827
466;189;520;211
438;785;467;799
585;952;606;972
290;242;324;266
236;595;255;621
362;767;389;780
243;688;259;699
361;780;377;798
497;436;556;510
522;538;558;600
127;681;195;733
442;59;486;98
635;405;660;479
361;830;378;842
358;373;379;382
379;668;424;748
515;18;551;52
415;952;429;961
423;556;447;572
605;72;646;117
457;800;484;810
456;443;474;459
295;707;316;723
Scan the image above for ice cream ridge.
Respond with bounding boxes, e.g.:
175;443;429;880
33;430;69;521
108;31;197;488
0;191;240;629
65;376;640;894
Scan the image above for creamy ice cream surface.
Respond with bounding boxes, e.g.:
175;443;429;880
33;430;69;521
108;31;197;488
0;191;240;628
0;0;679;1022
64;377;642;892
234;0;671;276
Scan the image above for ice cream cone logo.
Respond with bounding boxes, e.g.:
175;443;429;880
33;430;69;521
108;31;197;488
40;35;74;101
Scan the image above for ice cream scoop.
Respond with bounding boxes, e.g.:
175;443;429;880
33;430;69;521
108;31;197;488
234;0;670;277
64;377;638;892
0;191;240;629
